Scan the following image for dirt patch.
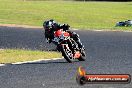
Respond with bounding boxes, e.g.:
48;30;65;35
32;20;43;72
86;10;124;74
0;24;42;28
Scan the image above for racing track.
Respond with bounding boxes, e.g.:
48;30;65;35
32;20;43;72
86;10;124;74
0;26;132;88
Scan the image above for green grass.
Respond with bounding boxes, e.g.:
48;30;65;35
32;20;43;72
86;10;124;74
0;0;131;63
0;49;61;64
0;0;132;30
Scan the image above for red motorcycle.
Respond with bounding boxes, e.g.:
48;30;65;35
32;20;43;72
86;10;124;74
53;29;86;63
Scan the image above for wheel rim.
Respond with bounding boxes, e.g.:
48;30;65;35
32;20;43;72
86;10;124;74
64;48;74;61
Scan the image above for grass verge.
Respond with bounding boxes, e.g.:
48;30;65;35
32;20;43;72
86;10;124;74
0;49;61;64
0;0;132;30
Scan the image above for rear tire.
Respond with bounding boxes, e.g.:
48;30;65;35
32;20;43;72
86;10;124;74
78;50;86;61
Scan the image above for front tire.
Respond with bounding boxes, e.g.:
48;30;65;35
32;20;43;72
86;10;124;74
61;45;74;63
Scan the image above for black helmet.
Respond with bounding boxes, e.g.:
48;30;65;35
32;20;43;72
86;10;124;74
43;19;60;31
43;19;54;29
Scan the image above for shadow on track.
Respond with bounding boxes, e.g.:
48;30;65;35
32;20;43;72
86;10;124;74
23;61;68;64
0;26;56;51
10;60;80;65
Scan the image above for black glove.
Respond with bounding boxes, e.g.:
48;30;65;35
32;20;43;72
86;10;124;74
61;24;70;31
46;38;52;43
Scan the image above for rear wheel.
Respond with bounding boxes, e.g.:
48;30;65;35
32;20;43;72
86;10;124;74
61;45;74;63
78;50;86;61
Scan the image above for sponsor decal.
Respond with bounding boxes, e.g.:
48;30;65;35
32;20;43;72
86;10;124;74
76;66;131;85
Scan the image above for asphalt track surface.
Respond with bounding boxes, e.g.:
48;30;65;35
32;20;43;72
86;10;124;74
0;26;132;88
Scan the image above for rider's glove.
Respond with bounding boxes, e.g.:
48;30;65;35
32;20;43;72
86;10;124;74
46;39;49;43
61;24;70;31
46;38;52;43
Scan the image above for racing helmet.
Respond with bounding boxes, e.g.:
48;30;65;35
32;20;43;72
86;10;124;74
43;19;54;30
43;19;60;30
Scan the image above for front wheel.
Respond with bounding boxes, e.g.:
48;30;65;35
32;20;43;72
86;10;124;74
60;44;74;63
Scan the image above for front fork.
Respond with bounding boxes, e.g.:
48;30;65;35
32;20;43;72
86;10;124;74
69;39;80;52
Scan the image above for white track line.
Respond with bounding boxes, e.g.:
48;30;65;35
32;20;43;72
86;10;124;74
0;58;63;66
92;30;132;32
0;64;5;67
72;28;132;32
0;49;4;50
12;58;63;65
94;30;105;31
72;28;79;30
123;31;132;33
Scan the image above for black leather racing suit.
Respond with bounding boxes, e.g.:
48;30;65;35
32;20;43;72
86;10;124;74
44;24;84;50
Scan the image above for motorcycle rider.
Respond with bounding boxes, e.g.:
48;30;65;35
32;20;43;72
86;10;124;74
43;19;84;51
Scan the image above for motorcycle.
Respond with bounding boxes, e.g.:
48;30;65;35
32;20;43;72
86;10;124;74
53;29;86;63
